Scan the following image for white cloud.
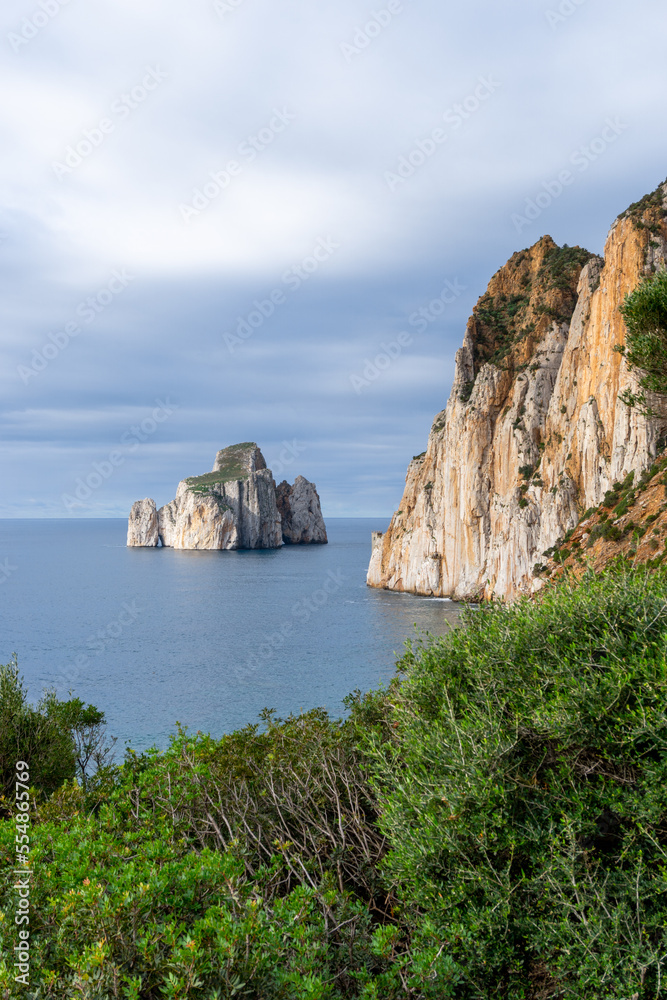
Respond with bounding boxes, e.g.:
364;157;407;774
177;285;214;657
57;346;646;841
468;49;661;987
1;0;667;513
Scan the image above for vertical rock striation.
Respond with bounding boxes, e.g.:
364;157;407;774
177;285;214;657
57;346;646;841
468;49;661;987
127;499;159;547
156;483;238;550
368;179;667;600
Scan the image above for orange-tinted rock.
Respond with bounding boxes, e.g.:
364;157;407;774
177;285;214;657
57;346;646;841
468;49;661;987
368;180;667;599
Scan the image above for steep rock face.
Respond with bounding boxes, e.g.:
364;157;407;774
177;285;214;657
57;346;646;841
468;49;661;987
127;442;327;551
276;476;328;544
127;499;159;547
157;482;237;550
158;443;282;551
368;180;667;599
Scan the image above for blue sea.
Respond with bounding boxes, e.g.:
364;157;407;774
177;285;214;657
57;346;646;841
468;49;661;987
0;519;461;752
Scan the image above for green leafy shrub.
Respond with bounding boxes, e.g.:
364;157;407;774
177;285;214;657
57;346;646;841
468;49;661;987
4;569;667;997
540;243;594;294
367;567;667;998
0;813;381;999
587;521;624;546
0;701;401;999
0;658;112;804
618;269;667;409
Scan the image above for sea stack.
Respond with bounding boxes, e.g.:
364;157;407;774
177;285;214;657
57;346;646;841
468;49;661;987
276;476;328;544
127;442;327;551
127;498;159;547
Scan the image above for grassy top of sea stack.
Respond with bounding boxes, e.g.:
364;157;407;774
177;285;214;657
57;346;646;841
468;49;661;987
186;442;260;495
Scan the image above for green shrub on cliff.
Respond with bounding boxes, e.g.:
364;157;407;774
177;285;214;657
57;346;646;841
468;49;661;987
369;566;667;998
618;268;667;409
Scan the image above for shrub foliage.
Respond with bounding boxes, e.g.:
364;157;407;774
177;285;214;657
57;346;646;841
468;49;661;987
619;268;667;409
0;657;113;804
369;567;667;998
2;568;667;997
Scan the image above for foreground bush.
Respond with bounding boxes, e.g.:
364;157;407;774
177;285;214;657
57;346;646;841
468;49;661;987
371;566;667;998
0;657;114;805
1;566;667;997
0;705;399;999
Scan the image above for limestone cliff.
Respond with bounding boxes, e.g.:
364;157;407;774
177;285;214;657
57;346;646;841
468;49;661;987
368;178;667;600
127;442;327;550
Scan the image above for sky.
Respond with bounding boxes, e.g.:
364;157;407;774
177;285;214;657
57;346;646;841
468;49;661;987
1;0;666;519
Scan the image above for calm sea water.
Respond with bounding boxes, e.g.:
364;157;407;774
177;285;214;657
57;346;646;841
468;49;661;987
0;519;461;752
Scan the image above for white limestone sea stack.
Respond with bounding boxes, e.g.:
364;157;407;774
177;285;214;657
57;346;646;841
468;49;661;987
276;476;329;544
127;498;159;547
127;442;327;550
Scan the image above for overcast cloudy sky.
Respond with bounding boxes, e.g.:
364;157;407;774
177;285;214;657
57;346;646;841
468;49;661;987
1;0;666;518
